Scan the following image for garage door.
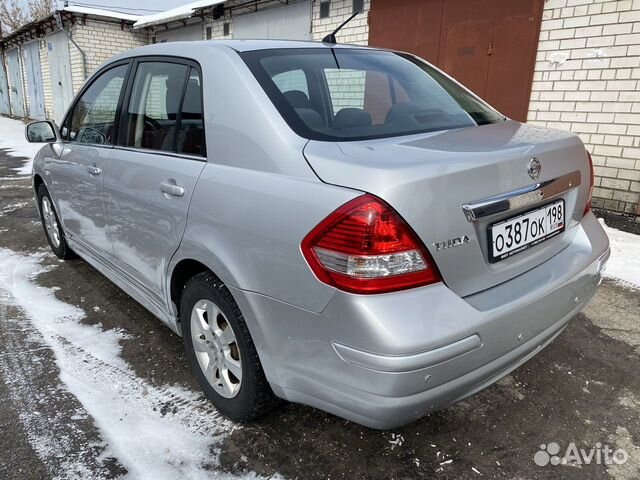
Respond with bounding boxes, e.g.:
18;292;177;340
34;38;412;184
369;0;543;122
6;48;25;118
46;31;74;123
0;55;10;115
156;22;203;43
23;41;46;119
233;0;310;40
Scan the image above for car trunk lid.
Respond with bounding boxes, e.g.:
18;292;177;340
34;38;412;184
303;121;591;297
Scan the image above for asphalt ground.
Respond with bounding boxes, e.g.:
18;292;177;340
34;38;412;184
0;148;639;479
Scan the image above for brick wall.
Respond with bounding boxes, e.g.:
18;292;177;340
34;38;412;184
202;0;370;43
527;0;640;214
311;0;370;44
40;39;52;119
69;18;148;93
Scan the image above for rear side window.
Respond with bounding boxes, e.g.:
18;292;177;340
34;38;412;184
121;61;205;156
65;64;128;145
177;68;205;156
242;48;504;142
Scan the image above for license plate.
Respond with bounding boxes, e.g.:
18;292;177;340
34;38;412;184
488;200;565;263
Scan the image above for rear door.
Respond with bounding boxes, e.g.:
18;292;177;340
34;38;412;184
52;61;130;257
105;59;206;306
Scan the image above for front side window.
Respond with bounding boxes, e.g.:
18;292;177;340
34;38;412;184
122;62;190;152
242;48;504;141
66;64;128;145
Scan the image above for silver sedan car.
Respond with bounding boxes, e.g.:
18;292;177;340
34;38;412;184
26;40;610;429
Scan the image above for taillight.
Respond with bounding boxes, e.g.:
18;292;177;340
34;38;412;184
301;194;441;294
584;150;594;216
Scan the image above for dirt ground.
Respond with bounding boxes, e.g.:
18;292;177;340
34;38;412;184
0;148;639;480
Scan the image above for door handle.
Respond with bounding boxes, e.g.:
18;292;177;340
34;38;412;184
160;181;185;197
87;166;102;176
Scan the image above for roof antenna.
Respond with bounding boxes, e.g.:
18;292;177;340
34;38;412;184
322;11;358;44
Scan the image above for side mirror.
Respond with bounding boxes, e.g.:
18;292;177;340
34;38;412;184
25;120;60;143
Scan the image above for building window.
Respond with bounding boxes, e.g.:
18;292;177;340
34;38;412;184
320;0;330;18
353;0;363;13
206;26;212;39
223;22;230;36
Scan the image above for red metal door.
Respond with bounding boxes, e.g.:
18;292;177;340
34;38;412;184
440;20;494;98
484;15;540;121
368;0;543;122
368;0;444;63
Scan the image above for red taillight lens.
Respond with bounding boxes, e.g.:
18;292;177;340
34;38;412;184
584;150;594;216
301;194;441;294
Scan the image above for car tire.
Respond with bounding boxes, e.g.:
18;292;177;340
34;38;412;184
181;271;278;422
37;184;76;260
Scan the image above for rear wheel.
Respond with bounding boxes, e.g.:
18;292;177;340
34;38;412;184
181;272;277;421
37;184;76;260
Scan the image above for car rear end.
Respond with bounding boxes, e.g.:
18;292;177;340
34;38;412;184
235;45;610;428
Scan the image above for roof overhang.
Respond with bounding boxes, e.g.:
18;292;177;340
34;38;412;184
0;6;140;49
63;5;141;23
133;0;225;30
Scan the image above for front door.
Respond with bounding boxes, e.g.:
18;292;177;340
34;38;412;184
52;63;130;257
46;31;74;123
105;61;206;305
6;48;25;118
23;41;46;119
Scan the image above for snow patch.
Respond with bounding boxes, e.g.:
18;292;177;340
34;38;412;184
2;201;30;213
0;116;43;174
0;248;268;479
600;219;640;289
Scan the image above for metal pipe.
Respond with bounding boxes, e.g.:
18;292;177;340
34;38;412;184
56;11;87;82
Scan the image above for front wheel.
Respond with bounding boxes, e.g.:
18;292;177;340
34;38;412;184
37;184;76;260
181;272;278;422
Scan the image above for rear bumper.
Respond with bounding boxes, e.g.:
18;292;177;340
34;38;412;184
230;212;610;429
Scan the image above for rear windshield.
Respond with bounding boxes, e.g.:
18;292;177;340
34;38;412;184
241;48;504;142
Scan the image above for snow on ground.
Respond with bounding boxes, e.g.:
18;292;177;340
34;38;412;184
0;247;269;479
0;116;43;175
600;219;640;290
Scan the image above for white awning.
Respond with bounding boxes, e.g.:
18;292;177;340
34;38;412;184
63;5;141;22
133;0;225;29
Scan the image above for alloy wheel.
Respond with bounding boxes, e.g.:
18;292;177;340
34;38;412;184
190;299;242;398
41;196;61;248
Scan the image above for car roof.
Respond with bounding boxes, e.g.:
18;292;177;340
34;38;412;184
110;39;374;61
209;39;374;52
